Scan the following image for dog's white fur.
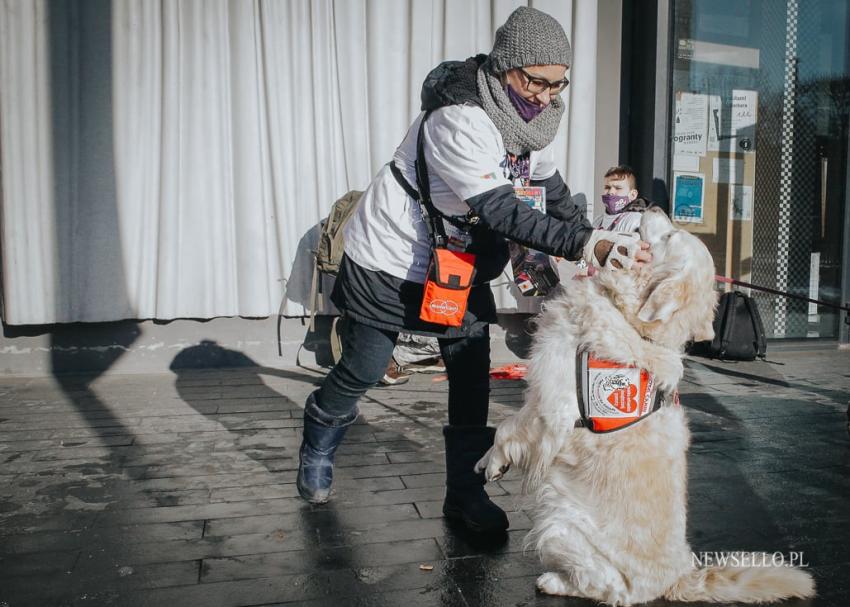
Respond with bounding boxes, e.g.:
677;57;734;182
478;209;815;605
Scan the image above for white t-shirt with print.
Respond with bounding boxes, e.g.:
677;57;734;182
344;104;559;284
592;210;643;233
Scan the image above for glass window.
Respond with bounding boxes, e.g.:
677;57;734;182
669;0;850;339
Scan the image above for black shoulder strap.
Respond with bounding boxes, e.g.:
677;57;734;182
710;292;732;355
719;292;740;357
742;293;767;358
389;110;476;248
414;111;434;208
413;110;449;247
387;110;448;247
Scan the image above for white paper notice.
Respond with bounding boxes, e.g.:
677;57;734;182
729;185;753;221
673;155;701;172
673;92;708;157
731;90;757;132
712;158;744;183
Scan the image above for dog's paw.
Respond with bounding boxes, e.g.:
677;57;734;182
650;351;684;393
536;572;571;596
475;446;511;482
473;448;490;475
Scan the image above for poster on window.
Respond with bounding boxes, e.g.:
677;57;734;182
729;185;753;221
673;92;708;156
672;172;705;224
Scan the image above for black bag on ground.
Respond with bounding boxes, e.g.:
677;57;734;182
688;291;767;360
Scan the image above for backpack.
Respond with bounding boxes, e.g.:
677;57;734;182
688;291;767;361
315;190;363;275
307;190;363;330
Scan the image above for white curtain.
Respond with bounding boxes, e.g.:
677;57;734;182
0;0;600;324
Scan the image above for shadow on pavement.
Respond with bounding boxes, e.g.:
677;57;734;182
690;359;848;404
169;340;324;477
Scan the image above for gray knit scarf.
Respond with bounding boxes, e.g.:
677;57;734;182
476;62;564;155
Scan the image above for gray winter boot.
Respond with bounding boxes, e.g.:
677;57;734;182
296;392;357;504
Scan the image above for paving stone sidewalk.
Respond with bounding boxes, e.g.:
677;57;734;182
0;347;848;607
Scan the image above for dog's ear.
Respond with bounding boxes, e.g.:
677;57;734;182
638;278;683;323
691;293;718;341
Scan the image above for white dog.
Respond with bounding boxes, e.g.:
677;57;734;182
477;208;815;605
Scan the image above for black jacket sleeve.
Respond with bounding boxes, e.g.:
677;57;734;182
465;182;594;261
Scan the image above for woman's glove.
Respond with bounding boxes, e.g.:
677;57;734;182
582;230;641;270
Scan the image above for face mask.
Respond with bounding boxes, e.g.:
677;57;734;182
602;193;630;214
505;84;547;122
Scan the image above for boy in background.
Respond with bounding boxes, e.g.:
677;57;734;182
594;165;653;233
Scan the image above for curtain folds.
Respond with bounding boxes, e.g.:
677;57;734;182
0;0;600;324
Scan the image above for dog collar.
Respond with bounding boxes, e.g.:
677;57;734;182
574;351;673;433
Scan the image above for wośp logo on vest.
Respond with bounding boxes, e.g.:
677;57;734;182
598;373;639;414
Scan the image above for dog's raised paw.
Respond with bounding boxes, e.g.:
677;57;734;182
489;462;510;482
536;572;571;596
474;449;490;475
475;446;510;482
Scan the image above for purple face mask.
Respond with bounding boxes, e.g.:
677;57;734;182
505;84;547;122
602;193;630;214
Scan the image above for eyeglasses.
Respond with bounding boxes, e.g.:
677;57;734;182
517;67;570;95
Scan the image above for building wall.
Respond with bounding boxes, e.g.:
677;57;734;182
593;0;624;221
0;2;631;376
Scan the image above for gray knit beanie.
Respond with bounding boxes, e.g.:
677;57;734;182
488;6;572;72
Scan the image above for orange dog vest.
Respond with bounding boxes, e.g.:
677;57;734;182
576;351;667;433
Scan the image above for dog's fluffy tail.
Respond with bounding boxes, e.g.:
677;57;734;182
665;560;815;603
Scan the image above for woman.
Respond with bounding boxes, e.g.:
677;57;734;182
297;6;645;533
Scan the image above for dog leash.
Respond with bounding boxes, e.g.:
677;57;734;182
714;275;850;326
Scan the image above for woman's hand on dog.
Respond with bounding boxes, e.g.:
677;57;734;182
594;239;652;269
585;230;652;270
635;241;652;265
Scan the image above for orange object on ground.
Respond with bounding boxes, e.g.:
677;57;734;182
489;363;527;380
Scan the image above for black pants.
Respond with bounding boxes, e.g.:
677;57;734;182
315;316;490;426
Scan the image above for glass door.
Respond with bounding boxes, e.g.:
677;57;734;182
669;0;849;339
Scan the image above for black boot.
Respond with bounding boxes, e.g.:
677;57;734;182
442;425;509;533
296;392;357;504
